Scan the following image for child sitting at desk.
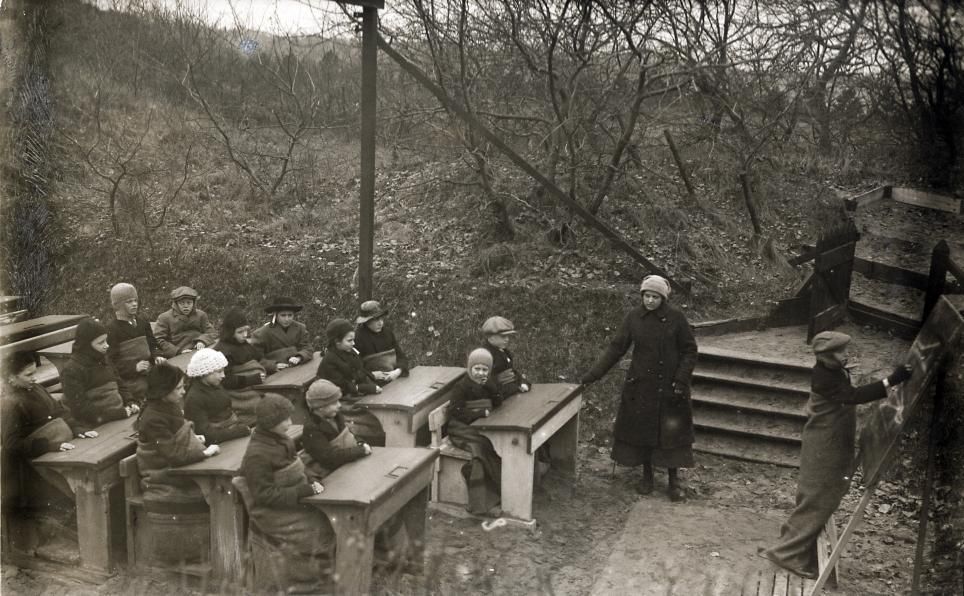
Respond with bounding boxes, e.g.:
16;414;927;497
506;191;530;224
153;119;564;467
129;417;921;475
252;296;314;373
183;348;250;445
447;348;504;517
154;286;218;358
354;300;409;385
63;318;141;428
106;282;164;405
316;318;385;446
239;394;328;590
214;308;268;427
300;379;371;481
135;363;220;513
480;316;530;397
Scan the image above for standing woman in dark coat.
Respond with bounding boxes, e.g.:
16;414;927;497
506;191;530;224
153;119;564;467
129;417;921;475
760;331;912;579
580;275;698;501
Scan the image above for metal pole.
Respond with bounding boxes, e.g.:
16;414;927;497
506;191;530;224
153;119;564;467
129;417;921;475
358;6;377;302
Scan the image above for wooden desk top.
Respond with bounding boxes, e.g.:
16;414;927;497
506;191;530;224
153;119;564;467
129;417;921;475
255;352;321;390
472;383;582;433
32;417;137;470
303;447;437;508
0;315;86;345
167;351;194;372
38;340;74;357
356;366;464;412
167;425;303;477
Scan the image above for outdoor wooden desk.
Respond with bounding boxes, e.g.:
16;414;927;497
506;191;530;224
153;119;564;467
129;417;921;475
37;340;73;375
471;383;582;521
303;446;438;596
0;314;86;345
30;416;138;576
165;425;303;583
356;366;465;446
0;295;21;313
253;351;321;422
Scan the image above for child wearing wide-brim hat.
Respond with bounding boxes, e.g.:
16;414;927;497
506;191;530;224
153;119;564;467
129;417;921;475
760;331;913;579
252;296;314;373
354;300;410;384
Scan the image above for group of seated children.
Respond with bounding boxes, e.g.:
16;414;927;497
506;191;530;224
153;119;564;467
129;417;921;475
1;280;532;582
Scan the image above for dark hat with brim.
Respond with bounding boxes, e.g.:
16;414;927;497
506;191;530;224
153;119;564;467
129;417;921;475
356;300;388;325
264;296;303;313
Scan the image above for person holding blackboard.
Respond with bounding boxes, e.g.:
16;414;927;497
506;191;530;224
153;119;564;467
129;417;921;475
760;331;913;579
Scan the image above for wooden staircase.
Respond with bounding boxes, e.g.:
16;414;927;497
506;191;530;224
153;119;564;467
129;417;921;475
692;346;810;468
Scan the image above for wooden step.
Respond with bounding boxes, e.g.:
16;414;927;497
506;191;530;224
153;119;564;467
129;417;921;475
698;346;812;373
692;369;809;397
693;407;802;445
690;382;808;420
694;431;799;468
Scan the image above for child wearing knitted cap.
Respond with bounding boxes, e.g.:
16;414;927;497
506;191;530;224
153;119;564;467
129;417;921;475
183;348;251;445
445;348;505;516
106;282;164;405
316;318;385;446
238;394;329;590
155;286;218;358
62;317;140;428
300;379;371;481
480;316;530;397
760;331;913;579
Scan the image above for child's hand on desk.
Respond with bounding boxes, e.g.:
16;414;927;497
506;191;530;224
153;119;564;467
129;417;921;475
288;356;302;366
388;369;402;382
202;445;220;457
181;348;194;354
276;363;289;370
520;383;530;392
372;371;387;381
374;385;383;394
194;342;206;351
59;442;76;451
124;404;140;417
259;372;267;382
77;431;99;439
135;360;150;373
154;356;166;364
310;481;325;494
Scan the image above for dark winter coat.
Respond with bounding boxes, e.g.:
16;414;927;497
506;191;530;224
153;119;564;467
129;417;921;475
241;428;315;509
354;323;410;375
214;337;269;390
155;307;217;358
252;321;314;373
301;412;368;473
481;344;529;397
584;302;698;449
62;345;129;426
135;400;203;465
1;383;82;458
183;380;250;445
106;317;159;379
447;375;504;425
315;348;379;398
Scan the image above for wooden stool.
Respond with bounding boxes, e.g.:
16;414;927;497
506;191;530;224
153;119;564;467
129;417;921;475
428;401;471;507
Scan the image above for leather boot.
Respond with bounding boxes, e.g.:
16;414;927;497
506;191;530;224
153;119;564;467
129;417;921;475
636;463;655;495
667;468;684;502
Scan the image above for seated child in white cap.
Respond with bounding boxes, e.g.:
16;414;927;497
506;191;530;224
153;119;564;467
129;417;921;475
155;286;218;358
480;316;530;397
183;348;251;444
106;282;164;405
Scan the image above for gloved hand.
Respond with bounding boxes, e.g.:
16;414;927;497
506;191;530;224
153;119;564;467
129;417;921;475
887;364;913;386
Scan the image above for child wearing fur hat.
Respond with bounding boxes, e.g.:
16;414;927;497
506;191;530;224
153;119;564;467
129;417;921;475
62;317;141;428
135;363;220;511
183;348;250;445
316;318;385;446
760;331;913;579
446;348;505;516
354;300;409;384
155;286;218;358
238;394;329;589
214;308;270;427
480;316;530;397
252;296;314;373
300;379;371;481
106;282;164;405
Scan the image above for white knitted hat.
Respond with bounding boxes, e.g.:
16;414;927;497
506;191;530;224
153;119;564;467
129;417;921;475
186;348;228;378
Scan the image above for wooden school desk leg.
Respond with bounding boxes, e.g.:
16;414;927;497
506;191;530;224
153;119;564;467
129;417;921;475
549;413;580;478
487;432;535;521
323;506;375;596
66;473;116;575
372;411;416;447
399;486;429;571
195;477;244;583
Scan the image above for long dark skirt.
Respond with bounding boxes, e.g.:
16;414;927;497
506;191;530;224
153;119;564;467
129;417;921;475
612;439;694;469
447;420;501;515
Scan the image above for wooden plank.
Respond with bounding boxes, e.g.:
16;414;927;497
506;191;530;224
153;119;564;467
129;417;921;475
356;366;464;412
0;309;28;324
0;325;78;357
892;187;961;213
813;242;857;271
168;425;302;477
853;257;929;290
844;185;890;211
0;314;86;344
303;447;437;508
847;301;921;340
472;383;581;433
253;352;321;390
32;417;137;469
816;517;839;586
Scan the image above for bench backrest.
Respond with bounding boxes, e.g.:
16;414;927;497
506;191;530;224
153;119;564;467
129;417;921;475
119;454;142;501
427;400;451;449
0;325;78;358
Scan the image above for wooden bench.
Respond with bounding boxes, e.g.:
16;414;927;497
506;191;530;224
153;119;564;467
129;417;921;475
0;314;86;346
427;400;471;507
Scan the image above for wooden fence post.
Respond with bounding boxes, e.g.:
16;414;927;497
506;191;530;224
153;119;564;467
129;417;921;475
923;240;949;321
